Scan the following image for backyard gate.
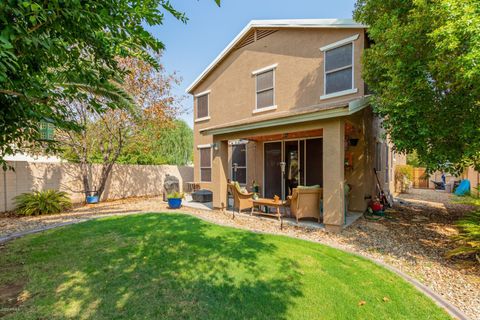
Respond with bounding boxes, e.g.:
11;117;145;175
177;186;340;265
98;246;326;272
412;168;429;189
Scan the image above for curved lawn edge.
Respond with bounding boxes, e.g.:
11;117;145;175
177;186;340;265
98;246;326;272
0;211;470;320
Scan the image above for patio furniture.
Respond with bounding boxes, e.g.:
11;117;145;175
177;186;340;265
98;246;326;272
250;198;286;221
191;189;213;203
288;186;323;223
228;182;253;212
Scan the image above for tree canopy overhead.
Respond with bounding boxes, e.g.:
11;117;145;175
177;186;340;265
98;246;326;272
354;0;480;173
0;0;218;167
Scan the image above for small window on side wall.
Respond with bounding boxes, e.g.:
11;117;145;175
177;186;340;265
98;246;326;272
196;94;209;120
375;142;382;172
256;69;274;109
200;147;212;182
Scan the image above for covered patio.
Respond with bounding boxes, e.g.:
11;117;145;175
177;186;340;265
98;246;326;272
196;98;375;232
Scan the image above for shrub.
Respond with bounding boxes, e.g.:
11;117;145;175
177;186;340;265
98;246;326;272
14;190;72;216
395;165;413;193
447;209;480;263
167;191;184;199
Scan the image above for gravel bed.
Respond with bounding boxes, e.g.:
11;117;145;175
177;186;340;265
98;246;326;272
0;190;478;319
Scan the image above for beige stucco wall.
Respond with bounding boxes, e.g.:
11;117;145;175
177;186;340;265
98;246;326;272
0;161;193;212
192;27;367;185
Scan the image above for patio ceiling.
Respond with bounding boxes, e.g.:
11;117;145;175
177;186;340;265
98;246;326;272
245;129;323;142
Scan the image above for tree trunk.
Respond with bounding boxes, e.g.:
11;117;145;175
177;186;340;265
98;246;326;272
96;162;114;199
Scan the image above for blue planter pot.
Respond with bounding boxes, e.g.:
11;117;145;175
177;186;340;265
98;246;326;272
168;198;182;209
86;195;99;204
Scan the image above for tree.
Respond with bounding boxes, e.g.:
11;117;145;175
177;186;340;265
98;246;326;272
354;0;480;173
118;119;193;166
0;0;220;167
59;55;182;198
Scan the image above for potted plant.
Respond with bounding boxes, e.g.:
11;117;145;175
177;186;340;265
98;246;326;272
251;180;260;193
251;180;260;200
167;191;184;209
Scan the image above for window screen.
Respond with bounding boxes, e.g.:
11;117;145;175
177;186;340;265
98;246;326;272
256;70;274;109
231;144;247;184
197;94;209;119
324;43;353;95
200;147;211;182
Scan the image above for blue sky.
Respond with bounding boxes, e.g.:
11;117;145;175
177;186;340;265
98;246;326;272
147;0;357;127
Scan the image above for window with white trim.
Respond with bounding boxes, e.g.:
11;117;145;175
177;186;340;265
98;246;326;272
196;93;209;119
231;143;247;184
255;69;275;110
199;147;212;182
324;43;354;95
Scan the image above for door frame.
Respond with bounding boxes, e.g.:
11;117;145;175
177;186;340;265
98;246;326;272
262;136;322;200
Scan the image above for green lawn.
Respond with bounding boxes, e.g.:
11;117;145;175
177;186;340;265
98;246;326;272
0;213;451;319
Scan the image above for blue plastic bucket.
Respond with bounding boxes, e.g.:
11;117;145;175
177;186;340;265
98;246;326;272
168;198;182;209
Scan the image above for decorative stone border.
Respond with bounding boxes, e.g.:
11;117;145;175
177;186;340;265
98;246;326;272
0;211;471;320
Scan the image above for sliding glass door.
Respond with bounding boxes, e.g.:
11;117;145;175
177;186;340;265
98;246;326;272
264;142;282;199
305;138;323;186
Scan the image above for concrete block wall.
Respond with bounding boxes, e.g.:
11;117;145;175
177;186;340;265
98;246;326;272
0;161;194;212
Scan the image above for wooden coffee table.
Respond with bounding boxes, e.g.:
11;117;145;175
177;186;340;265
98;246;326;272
250;198;286;221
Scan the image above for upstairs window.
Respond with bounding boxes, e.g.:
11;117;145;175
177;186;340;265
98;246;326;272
256;70;274;109
252;64;277;112
320;34;358;99
325;43;353;95
196;92;209;121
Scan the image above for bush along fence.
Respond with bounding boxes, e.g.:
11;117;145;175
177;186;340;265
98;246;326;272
0;161;193;212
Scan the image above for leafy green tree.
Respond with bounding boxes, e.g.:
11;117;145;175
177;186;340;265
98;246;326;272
118;119;193;166
406;151;423;168
354;0;480;173
0;0;218;167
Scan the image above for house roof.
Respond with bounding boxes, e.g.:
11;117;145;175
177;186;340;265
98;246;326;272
200;96;371;136
186;19;367;94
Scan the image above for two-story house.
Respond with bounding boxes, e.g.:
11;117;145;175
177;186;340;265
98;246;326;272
187;19;404;232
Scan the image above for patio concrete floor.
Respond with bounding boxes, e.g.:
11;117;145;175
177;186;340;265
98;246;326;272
183;194;363;229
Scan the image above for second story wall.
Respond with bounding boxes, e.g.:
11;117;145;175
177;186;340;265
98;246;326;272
192;27;367;131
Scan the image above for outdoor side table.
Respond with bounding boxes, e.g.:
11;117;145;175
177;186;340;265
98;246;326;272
250;198;286;221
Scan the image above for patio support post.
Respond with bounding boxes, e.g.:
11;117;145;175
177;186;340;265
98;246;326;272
323;119;345;232
212;138;229;210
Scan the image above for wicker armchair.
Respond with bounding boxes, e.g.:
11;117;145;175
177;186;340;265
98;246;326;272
228;182;253;212
289;187;323;223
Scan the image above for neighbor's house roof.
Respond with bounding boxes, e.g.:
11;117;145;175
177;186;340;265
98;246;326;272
186;19;367;94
